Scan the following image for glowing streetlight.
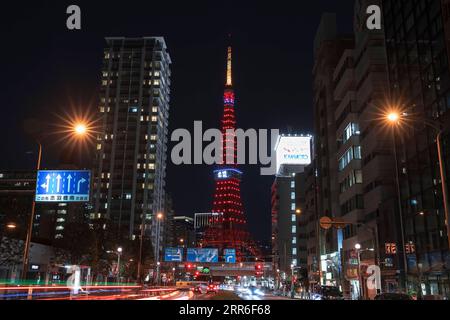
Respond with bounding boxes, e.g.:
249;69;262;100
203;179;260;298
296;209;302;215
6;223;17;230
354;243;361;250
74;123;87;136
387;112;400;124
157;212;163;220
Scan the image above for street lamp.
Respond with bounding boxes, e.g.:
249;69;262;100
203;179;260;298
6;223;17;230
386;111;410;292
156;213;164;286
354;244;363;300
117;247;123;284
74;123;87;136
21;121;90;280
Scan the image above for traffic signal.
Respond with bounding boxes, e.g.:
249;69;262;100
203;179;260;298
255;264;263;277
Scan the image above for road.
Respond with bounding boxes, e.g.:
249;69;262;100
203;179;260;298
0;284;296;300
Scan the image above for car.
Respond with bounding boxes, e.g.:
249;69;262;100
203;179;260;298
313;286;344;300
374;293;412;300
207;284;219;293
193;283;209;294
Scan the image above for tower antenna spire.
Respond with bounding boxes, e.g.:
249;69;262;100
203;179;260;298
226;44;232;87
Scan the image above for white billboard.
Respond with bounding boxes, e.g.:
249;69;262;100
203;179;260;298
275;136;312;172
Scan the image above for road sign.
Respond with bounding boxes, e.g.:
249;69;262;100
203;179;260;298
187;248;219;263
333;217;347;229
224;249;236;263
319;217;333;230
35;170;91;203
164;248;184;262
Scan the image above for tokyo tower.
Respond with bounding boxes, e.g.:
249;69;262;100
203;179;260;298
203;44;259;262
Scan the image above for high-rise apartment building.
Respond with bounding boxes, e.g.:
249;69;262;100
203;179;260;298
92;37;171;257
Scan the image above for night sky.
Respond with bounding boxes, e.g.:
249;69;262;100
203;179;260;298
0;0;354;242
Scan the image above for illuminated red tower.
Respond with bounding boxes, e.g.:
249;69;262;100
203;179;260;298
203;45;259;261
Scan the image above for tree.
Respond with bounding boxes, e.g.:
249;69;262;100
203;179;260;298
54;222;96;265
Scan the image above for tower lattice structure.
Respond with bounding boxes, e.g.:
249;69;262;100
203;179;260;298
203;46;260;262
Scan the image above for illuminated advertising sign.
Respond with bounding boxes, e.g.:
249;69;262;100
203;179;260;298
35;170;91;203
164;248;184;262
275;136;312;173
187;248;219;263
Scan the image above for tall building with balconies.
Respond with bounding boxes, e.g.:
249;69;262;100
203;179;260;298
92;37;171;258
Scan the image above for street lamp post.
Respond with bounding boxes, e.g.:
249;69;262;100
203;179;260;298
355;244;363;300
117;247;123;284
390;122;409;291
156;212;163;286
21;121;89;281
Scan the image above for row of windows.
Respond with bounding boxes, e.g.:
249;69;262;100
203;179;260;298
338;146;362;171
342;122;360;144
341;195;364;216
340;170;363;194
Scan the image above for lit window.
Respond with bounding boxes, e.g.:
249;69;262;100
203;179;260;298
292;237;297;245
154;71;160;77
292;248;297;256
291;192;295;200
292;225;297;234
339;146;362;171
97;144;102;150
153;80;160;86
152;107;158;113
56;226;64;231
151;116;158;122
149;164;155;170
125;194;132;200
291;181;295;188
342;123;360;144
292;214;296;222
150;135;157;141
291;203;296;211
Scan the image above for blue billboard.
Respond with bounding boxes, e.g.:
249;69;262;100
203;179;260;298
35;170;91;203
187;248;219;263
224;249;236;263
164;248;184;262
